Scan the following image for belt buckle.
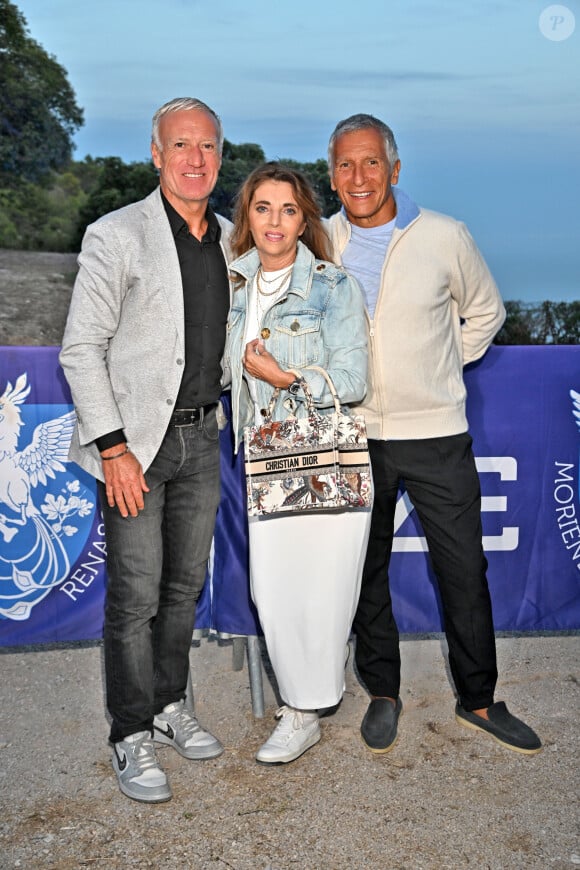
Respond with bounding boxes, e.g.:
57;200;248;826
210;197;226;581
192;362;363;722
173;408;200;426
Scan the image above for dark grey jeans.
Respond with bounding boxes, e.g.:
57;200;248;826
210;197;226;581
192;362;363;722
100;409;221;743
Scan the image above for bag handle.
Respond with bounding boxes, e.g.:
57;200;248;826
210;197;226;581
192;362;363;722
262;366;342;421
263;368;316;421
304;365;342;415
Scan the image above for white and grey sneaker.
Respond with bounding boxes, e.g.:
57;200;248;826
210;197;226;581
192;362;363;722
112;731;172;803
256;706;321;764
154;699;224;760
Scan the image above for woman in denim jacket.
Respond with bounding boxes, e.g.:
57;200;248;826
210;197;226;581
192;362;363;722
225;163;370;764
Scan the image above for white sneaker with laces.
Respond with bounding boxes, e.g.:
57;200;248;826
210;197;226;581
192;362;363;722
256;706;321;764
112;730;172;803
154;699;224;759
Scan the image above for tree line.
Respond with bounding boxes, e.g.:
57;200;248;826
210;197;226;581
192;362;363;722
1;1;577;344
0;148;339;252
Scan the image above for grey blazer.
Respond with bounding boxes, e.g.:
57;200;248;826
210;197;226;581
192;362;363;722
59;187;233;482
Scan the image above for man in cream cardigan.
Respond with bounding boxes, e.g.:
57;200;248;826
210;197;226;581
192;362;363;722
60;98;232;803
326;113;541;756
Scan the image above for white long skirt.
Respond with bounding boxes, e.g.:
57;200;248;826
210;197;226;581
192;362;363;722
249;508;371;710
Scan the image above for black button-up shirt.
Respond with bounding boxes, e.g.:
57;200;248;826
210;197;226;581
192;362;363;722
162;193;229;408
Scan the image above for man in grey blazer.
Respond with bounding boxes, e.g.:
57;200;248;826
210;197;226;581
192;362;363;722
60;97;232;803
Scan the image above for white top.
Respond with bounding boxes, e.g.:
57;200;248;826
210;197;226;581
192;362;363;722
243;265;293;424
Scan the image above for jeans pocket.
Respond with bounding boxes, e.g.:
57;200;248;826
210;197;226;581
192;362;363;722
202;409;219;442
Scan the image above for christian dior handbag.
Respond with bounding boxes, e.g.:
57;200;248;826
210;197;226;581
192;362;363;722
243;367;372;517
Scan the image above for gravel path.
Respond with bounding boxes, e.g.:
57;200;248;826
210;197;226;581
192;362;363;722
1;635;578;869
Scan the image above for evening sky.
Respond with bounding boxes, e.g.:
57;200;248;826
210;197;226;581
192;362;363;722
15;0;580;302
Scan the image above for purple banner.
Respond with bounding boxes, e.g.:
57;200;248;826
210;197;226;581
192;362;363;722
0;348;106;643
0;346;578;646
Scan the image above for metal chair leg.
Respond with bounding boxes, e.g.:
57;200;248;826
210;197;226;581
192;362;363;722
247;635;265;718
188;635;264;718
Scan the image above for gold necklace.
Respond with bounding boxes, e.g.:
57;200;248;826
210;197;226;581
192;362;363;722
253;276;271;337
258;263;293;283
256;288;268;319
256;265;293;296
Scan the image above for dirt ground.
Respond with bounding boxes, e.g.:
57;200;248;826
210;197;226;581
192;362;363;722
1;636;579;870
0;249;78;346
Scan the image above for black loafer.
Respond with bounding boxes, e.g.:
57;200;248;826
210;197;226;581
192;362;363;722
455;701;542;755
361;697;403;754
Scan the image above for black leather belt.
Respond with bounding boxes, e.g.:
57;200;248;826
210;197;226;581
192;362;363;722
170;404;217;426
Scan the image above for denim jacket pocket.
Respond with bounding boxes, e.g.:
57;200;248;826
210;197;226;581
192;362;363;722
270;311;322;367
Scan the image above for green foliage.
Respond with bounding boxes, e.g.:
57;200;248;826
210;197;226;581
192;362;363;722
0;1;83;186
495;300;580;345
67;155;104;194
0;173;83;251
0;195;19;246
74;140;266;240
279;157;340;217
73;157;158;247
209;140;266;218
0;154;105;251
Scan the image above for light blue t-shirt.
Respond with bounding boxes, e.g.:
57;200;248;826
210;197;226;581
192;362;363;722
342;218;395;318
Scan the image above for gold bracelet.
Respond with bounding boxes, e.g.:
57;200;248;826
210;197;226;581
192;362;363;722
101;445;129;461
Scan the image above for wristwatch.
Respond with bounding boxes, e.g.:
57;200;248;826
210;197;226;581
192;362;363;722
287;378;303;396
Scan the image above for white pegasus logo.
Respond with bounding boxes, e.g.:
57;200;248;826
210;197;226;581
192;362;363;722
0;373;92;620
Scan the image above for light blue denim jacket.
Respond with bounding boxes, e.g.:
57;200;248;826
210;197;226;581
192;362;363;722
225;241;368;452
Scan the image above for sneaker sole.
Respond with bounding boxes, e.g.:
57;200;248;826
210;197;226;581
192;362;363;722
112;760;172;803
455;712;543;755
154;731;224;760
256;729;321;764
116;778;173;803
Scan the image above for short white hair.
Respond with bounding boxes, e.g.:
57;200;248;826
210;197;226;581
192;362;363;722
151;97;224;153
328;113;399;171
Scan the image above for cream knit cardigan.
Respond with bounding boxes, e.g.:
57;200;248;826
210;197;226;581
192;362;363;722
325;189;505;441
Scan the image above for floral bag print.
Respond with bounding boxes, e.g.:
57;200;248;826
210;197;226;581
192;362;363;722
243;367;372;517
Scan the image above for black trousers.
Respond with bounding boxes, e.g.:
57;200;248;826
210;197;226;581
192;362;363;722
353;433;498;711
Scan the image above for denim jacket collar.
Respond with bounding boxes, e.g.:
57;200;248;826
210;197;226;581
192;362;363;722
229;240;315;301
